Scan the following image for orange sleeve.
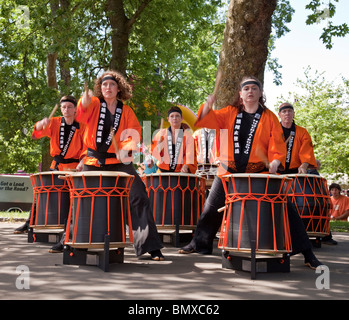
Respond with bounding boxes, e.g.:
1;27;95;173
296;126;317;168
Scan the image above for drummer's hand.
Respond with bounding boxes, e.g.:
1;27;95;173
76;159;85;172
81;88;93;109
181;165;189;173
298;163;309;174
268;159;280;174
201;94;216;118
36;117;50;130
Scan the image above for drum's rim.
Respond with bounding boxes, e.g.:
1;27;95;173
144;172;201;178
197;163;219;167
282;173;324;178
65;171;131;177
222;173;292;180
31;171;73;176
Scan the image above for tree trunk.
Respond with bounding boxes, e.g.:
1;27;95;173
107;0;130;76
216;0;277;109
106;0;153;76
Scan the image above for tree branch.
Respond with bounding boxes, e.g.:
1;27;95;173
127;0;153;29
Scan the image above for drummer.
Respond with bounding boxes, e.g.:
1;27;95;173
277;102;318;174
14;96;86;253
76;70;164;261
178;76;323;270
151;106;197;174
278;102;338;245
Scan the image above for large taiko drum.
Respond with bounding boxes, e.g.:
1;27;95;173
285;174;331;237
196;163;218;189
64;171;134;248
142;173;205;227
218;174;293;254
29;171;70;228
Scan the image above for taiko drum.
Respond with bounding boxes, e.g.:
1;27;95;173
142;173;205;227
219;174;293;254
285;174;331;237
64;171;134;248
29;171;70;228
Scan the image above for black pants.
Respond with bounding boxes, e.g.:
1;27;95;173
188;176;312;255
83;163;163;256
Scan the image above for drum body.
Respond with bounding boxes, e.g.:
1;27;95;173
30;171;70;228
143;173;205;227
286;174;331;237
64;171;134;247
219;174;292;254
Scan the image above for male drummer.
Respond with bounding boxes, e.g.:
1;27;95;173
14;95;86;253
151;106;197;174
277;103;317;174
278;102;337;246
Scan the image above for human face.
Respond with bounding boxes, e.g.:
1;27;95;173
330;188;341;198
101;78;120;101
240;80;262;104
60;102;76;118
168;112;182;130
279;108;295;127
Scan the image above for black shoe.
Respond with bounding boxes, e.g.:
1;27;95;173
304;257;323;270
149;249;165;261
49;242;64;253
178;244;196;254
322;238;338;245
13;223;28;234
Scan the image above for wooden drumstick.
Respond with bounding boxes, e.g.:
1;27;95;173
42;104;59;129
213;69;223;97
49;104;59;119
84;81;89;95
209;69;223;110
217;205;227;213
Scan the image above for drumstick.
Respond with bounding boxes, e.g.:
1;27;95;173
285;135;292;145
42;104;59;129
49;104;59;119
84;81;89;95
213;69;223;97
217;205;226;213
209;69;223;110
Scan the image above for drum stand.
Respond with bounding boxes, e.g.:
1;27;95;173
28;226;65;244
63;234;126;272
157;225;195;247
221;214;290;280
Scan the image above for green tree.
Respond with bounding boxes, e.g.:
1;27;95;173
277;67;349;175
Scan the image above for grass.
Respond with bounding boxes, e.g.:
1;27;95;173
0;211;29;221
1;211;348;232
330;220;349;233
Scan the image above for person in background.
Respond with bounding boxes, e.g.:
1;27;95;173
277;102;318;174
151;106;197;174
328;183;349;221
14;95;86;253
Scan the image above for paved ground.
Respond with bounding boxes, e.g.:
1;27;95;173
1;222;348;301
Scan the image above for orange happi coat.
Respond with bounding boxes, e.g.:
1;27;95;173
195;104;286;176
151;127;197;174
76;96;141;167
32;117;86;171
